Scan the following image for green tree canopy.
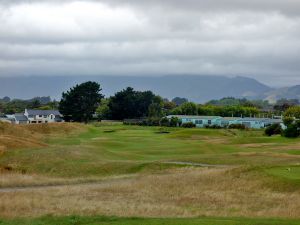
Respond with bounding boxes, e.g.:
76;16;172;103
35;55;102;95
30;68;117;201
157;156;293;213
96;98;111;121
108;87;162;120
180;102;197;115
284;106;300;118
59;81;103;123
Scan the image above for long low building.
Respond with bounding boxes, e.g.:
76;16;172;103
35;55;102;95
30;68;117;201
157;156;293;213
166;115;284;129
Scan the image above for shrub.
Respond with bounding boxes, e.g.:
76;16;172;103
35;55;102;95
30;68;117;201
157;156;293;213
282;124;299;138
265;123;282;136
181;122;196;128
170;117;181;127
228;124;246;130
146;118;160;126
283;117;294;127
205;125;222;129
159;117;170;127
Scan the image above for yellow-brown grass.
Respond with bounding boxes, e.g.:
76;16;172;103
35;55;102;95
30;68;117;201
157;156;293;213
0;122;84;151
1;167;299;219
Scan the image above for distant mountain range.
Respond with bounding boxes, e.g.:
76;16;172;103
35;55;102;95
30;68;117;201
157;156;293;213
0;75;299;103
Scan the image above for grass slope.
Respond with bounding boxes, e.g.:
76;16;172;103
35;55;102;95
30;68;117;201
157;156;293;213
1;123;300;178
1;122;300;219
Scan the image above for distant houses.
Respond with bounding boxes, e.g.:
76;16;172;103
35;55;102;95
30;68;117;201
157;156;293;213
166;115;284;129
2;109;63;124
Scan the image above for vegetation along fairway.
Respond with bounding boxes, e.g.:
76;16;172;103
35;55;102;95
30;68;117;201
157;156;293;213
0;122;300;223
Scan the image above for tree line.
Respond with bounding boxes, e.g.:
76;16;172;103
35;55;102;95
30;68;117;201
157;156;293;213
0;96;58;114
56;81;300;123
2;81;300;125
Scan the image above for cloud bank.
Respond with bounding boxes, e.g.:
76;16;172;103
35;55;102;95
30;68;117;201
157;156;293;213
0;0;299;86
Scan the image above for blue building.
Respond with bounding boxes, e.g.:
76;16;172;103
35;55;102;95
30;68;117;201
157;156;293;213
166;115;222;128
236;118;283;129
166;115;283;129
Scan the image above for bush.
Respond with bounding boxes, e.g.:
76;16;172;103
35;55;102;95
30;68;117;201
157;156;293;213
282;124;299;138
170;117;181;127
123;119;145;126
265;123;282;136
181;122;196;128
205;125;222;129
159;117;170;127
146;118;160;126
283;117;294;127
228;124;246;130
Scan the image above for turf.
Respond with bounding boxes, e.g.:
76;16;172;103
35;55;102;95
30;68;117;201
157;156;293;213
1;216;300;225
1;123;300;178
1;123;300;220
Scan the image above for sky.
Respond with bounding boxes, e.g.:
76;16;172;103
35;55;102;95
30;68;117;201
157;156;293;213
0;0;299;86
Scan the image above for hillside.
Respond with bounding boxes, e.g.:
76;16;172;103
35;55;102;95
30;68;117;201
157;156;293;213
0;75;271;103
264;85;300;103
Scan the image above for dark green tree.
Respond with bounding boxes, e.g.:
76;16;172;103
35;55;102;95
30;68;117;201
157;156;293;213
109;87;138;120
59;81;103;123
180;102;197;115
109;87;162;120
28;99;41;109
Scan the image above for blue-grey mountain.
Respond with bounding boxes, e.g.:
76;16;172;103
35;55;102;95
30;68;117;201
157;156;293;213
0;75;297;103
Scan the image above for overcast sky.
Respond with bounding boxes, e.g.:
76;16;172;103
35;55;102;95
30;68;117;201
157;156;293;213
0;0;299;86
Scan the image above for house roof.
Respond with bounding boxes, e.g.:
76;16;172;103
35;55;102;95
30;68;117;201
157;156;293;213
14;113;28;121
167;115;221;119
221;117;241;121
237;118;283;123
26;109;61;116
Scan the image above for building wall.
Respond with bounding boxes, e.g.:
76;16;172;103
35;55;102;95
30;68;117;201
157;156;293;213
181;118;222;128
168;115;282;129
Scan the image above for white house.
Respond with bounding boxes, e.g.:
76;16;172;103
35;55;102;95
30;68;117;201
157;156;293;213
24;109;63;124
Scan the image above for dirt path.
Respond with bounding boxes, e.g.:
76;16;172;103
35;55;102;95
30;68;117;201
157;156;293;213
162;161;228;167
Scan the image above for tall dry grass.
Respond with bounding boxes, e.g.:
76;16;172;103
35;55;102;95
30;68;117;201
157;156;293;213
0;122;84;151
0;167;299;219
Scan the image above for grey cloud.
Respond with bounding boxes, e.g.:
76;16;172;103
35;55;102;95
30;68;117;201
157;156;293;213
0;0;299;86
2;0;300;16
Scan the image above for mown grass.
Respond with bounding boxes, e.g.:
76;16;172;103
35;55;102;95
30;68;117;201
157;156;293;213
1;216;300;225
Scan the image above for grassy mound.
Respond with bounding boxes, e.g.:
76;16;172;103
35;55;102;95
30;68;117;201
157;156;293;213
0;122;84;152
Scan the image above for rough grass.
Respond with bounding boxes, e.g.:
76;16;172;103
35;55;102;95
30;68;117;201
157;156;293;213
1;215;300;225
0;123;300;221
1;167;300;219
0;122;84;152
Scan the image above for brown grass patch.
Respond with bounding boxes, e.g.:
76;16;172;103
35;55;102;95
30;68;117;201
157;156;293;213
235;151;300;159
239;143;278;148
191;135;229;144
1;167;300;219
271;143;300;151
0;122;85;151
0;135;46;150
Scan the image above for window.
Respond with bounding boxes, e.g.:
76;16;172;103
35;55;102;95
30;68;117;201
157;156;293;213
195;120;203;124
208;120;212;125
